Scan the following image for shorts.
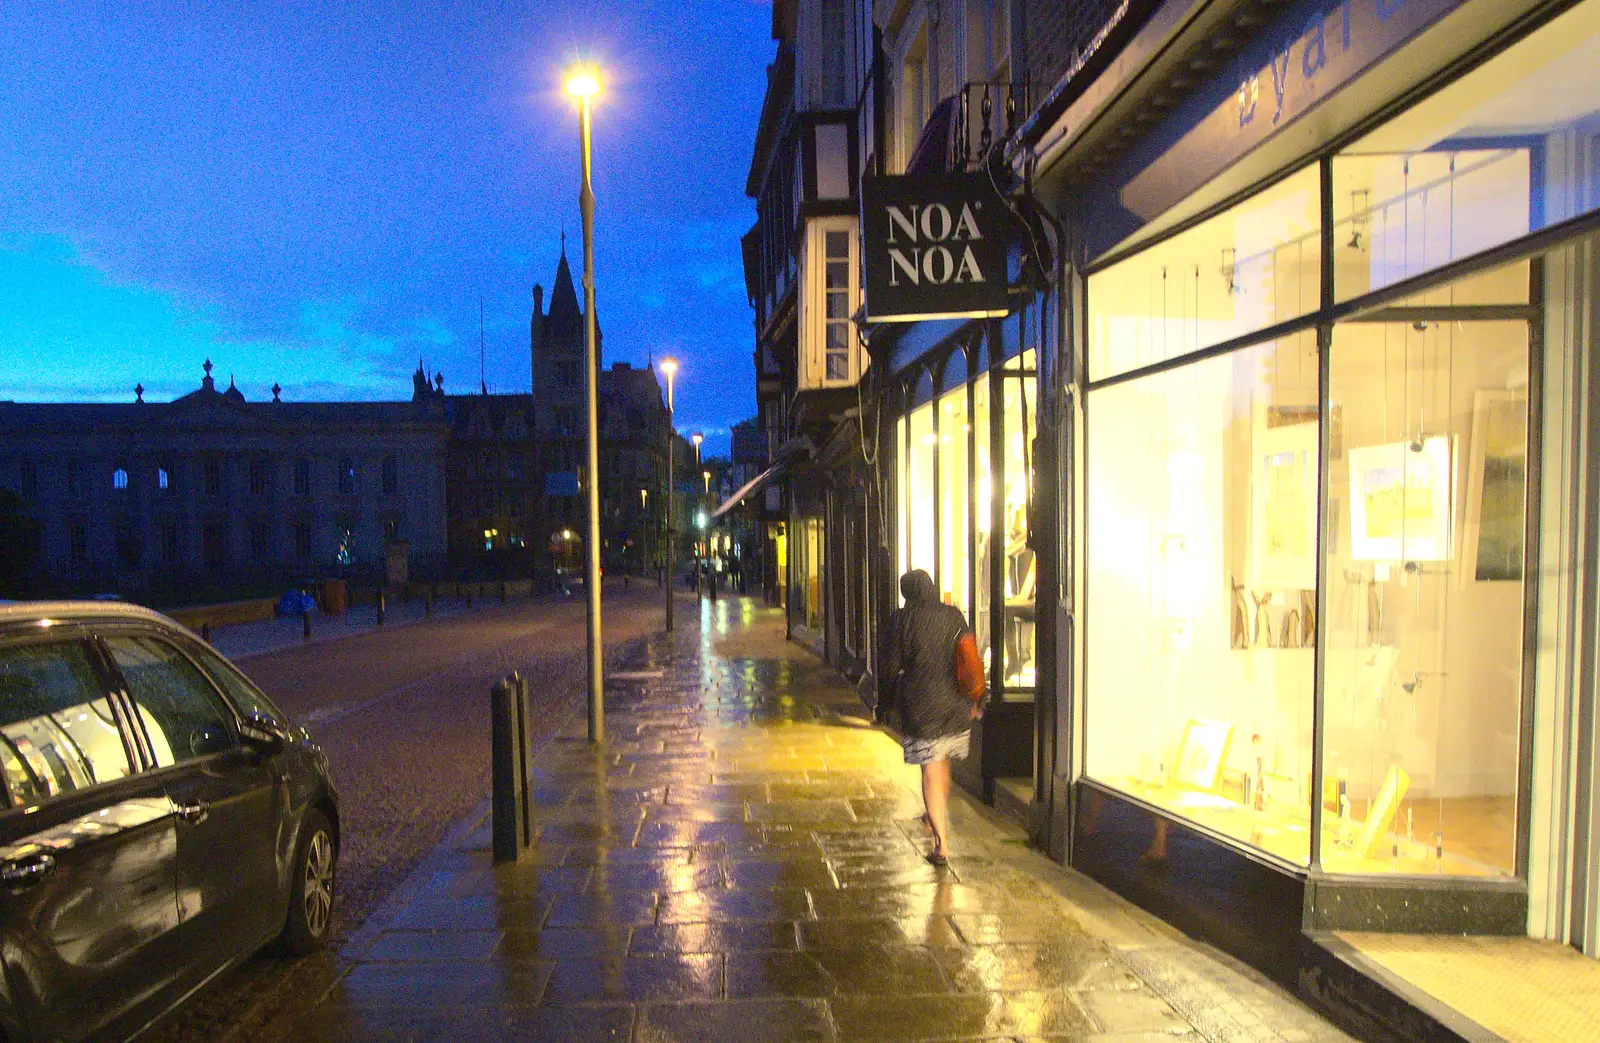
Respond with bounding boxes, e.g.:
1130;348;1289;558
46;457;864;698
902;730;971;765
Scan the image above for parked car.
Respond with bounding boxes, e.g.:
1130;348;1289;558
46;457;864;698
0;601;339;1043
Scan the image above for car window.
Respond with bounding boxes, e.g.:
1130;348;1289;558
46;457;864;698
105;637;236;767
179;639;286;724
0;641;133;808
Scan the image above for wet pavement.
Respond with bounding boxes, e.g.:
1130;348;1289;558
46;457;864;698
269;597;1355;1043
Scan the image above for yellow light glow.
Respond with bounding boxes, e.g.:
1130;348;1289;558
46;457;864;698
658;357;678;377
564;67;601;98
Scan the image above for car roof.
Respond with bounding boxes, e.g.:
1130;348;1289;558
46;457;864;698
0;600;199;641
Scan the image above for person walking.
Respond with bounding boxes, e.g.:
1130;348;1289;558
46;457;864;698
880;569;985;866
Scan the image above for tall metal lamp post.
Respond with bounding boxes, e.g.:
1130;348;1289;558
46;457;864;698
566;64;604;744
658;357;678;632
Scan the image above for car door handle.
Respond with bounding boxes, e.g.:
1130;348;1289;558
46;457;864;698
173;800;210;826
1;853;57;887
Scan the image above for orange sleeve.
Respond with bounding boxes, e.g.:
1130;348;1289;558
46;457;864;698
954;632;985;701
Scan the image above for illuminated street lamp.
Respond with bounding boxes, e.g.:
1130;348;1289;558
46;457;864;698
565;62;604;744
658;356;678;632
702;469;711;496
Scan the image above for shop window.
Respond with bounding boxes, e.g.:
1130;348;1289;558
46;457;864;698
1321;257;1532;878
972;373;993;663
938;384;970;617
896;414;910;583
1086;332;1320;866
1332;0;1600;302
294;457;311;496
999;350;1038;689
906;402;936;577
1087;165;1321;381
802;517;825;631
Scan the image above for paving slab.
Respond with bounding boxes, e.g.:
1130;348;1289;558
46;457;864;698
276;598;1355;1043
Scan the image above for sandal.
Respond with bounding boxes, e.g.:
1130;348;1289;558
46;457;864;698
926;851;949;867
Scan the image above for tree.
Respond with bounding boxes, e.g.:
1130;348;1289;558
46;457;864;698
0;489;42;597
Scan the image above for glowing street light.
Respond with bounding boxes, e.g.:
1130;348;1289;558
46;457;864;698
702;469;711;495
565;61;604;744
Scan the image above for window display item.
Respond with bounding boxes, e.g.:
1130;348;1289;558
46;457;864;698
1346;437;1453;562
1356;764;1411;858
1171;720;1233;793
1250;421;1318;589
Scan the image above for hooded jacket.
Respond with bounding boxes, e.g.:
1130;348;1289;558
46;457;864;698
880;569;973;742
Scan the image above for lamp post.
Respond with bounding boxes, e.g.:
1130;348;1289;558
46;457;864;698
566;64;604;744
659;357;678;632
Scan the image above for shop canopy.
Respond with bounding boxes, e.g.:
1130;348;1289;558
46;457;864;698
711;437;811;521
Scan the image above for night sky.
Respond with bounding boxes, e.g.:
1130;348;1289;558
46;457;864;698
0;2;773;455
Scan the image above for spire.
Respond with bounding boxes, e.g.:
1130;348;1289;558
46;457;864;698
545;250;583;345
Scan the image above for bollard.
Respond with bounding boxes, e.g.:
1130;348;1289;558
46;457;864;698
466;585;473;609
500;581;507;604
200;623;212;643
301;609;312;641
515;674;534;848
376;591;386;627
491;676;530;863
425;585;434;616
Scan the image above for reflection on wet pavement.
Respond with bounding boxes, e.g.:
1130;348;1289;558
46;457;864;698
274;598;1352;1042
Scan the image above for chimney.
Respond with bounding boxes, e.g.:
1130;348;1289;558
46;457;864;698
530;284;544;397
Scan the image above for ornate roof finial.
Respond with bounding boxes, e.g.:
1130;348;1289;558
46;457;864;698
203;358;212;377
272;382;282;402
201;358;215;392
560;225;566;255
134;382;144;403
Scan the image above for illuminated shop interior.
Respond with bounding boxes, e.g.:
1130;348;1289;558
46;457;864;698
1080;0;1600;879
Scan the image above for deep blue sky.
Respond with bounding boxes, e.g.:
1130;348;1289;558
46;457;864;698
0;2;772;454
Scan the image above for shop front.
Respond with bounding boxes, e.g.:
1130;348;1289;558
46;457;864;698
1031;0;1600;1027
880;306;1043;802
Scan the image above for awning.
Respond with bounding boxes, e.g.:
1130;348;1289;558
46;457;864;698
712;458;789;520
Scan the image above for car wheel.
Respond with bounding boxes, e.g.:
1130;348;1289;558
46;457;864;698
278;808;336;955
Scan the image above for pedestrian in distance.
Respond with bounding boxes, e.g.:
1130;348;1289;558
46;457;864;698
879;569;986;867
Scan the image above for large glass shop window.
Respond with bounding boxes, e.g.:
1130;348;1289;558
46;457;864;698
1087;168;1321;381
938;384;970;616
1331;0;1600;303
897;415;910;582
1000;350;1038;689
972;374;993;664
906;400;936;577
1321;258;1530;879
1086;332;1319;865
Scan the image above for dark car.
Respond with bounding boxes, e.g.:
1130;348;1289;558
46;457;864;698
0;601;339;1043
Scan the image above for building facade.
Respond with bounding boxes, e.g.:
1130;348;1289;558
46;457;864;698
0;361;450;595
741;0;1600;1032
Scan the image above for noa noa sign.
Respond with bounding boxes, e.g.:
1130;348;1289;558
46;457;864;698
861;173;1009;323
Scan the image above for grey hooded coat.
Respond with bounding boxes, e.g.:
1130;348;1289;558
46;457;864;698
880;569;974;742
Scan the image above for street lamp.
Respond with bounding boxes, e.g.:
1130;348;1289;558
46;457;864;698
658;356;678;632
702;469;711;496
566;62;604;744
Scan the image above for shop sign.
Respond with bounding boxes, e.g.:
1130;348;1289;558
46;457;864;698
861;173;1009;323
1118;0;1474;226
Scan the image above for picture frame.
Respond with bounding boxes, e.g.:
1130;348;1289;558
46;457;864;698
1347;437;1454;562
1249;420;1318;589
1170;719;1234;793
1459;388;1528;585
1356;764;1411;858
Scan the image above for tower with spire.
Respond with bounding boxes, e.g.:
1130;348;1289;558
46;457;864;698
531;240;602;442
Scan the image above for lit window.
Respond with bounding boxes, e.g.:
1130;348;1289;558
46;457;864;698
158;467;170;491
112;467;129;491
824;230;852;382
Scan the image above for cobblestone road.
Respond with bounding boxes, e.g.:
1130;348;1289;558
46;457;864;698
142;580;685;1043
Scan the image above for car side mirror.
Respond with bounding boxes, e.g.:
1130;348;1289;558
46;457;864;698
239;712;288;754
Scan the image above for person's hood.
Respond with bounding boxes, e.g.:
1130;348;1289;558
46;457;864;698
900;569;936;603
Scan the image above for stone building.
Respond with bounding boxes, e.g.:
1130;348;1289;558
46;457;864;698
0;360;450;594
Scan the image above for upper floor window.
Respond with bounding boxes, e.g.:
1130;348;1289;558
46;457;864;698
204;456;222;496
824;231;852;381
804;218;861;388
339;457;356;495
249;458;267;497
899;24;931;169
157;465;171;492
382;454;398;495
66;460;84;499
294;457;311;496
112;466;129;491
819;0;849;107
19;460;37;501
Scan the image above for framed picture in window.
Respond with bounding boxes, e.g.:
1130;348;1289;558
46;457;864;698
1170;719;1233;793
1249;420;1318;589
1459;389;1527;584
1347;437;1453;562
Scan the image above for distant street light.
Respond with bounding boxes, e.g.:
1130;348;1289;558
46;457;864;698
702;469;711;496
566;62;604;744
659;357;678;633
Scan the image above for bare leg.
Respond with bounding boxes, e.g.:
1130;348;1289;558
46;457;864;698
921;759;952;858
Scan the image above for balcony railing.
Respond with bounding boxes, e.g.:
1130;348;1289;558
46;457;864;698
951;81;1030;171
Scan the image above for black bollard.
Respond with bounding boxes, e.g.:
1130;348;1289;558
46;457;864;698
466;585;473;609
500;581;507;604
425;585;434;616
301;609;312;641
376;591;386;627
491;676;529;863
